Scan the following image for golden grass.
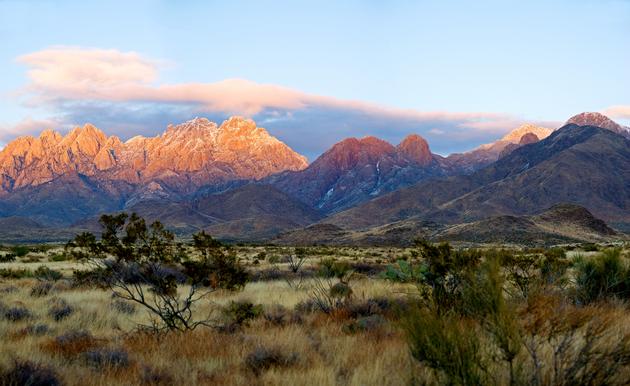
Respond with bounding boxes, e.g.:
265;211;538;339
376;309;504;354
0;271;415;386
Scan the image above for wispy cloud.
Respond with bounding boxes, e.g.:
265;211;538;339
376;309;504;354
6;46;548;157
603;105;630;120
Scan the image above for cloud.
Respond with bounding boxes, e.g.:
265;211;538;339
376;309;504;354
5;46;549;157
0;117;65;146
603;105;630;120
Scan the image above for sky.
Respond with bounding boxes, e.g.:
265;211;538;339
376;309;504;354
0;0;629;160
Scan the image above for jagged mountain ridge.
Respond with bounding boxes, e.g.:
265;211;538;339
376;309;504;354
326;122;630;231
265;134;448;214
0;112;625;243
0;116;308;194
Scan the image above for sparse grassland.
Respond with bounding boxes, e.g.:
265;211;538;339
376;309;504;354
2;236;630;385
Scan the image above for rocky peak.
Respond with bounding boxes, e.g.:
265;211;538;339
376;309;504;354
519;132;540;145
501;124;552;144
566;112;628;134
397;134;432;165
317;137;395;171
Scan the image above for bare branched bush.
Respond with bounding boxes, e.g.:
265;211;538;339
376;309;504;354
67;213;248;333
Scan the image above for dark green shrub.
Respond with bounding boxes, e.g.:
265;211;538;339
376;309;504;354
0;268;33;279
11;245;29;257
318;258;352;279
381;259;424;283
403;306;487;385
50;253;69;262
582;243;599;252
222;300;263;327
34;266;63;281
574;248;630;303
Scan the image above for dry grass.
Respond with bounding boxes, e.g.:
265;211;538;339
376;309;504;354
0;247;417;385
4;244;630;385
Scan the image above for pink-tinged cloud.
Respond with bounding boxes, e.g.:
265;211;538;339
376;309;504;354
18;47;157;92
15;47;514;128
603;105;630;120
0;117;64;144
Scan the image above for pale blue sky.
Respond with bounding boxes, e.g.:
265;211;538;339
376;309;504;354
0;0;629;159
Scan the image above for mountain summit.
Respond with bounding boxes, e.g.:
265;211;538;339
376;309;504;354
566;112;629;135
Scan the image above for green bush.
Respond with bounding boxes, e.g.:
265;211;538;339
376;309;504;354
12;245;30;257
381;259;424;283
318;258;351;279
222;300;263;327
49;253;69;262
34;266;63;281
574;248;630;303
403;306;487;385
0;268;34;279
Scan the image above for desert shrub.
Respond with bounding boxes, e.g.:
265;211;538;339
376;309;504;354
500;252;540;299
0;268;33;279
574;248;630;303
344;296;409;319
244;346;299;375
50;253;69;262
540;248;570;285
461;258;522;383
403;306;488;385
222;300;263;327
318;258;352;279
263;304;289;326
413;240;482;313
0;285;18;294
30;281;54;297
141;366;174;385
0;253;16;262
582;243;600;252
67;214;240;332
46;330;100;358
520;294;630;385
0;359;62;386
343;315;387;334
19;324;50;336
3;306;32;322
294;299;321;314
11;245;29;257
82;348;130;369
71;267;108;288
267;255;281;264
382;259;424;283
183;230;249;290
111;299;136;315
48;299;74;321
286;250;306;273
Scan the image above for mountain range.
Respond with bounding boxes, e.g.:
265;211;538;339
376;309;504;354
0;111;628;245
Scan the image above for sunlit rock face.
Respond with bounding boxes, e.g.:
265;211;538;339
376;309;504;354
0;117;308;193
566;112;629;136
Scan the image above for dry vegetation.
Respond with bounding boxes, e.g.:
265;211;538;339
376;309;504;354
1;216;630;385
